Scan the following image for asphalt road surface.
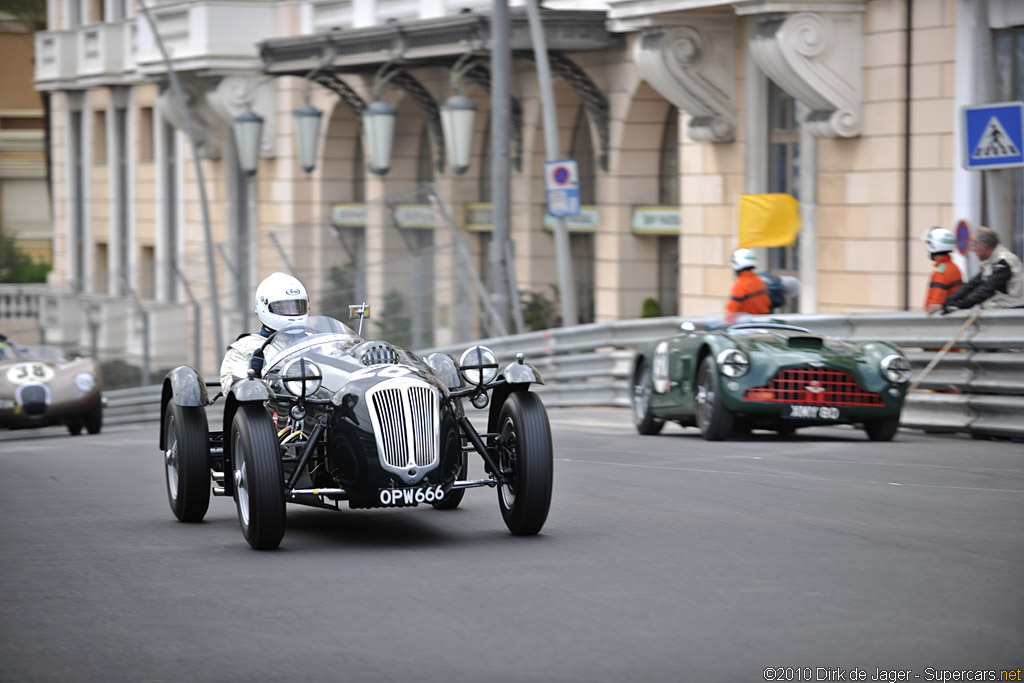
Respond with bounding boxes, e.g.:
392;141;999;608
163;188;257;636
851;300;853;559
1;408;1022;683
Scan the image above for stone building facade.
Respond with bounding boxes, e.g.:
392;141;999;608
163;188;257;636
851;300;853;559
33;0;1024;376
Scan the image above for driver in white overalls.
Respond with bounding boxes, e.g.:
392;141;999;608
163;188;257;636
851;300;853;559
219;272;309;395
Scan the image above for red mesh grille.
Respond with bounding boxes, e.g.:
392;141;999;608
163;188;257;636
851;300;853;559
743;367;884;407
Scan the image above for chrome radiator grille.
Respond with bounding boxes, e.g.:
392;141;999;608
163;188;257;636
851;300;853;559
366;378;440;479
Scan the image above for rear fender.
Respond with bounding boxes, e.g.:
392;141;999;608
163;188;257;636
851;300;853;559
160;366;208;450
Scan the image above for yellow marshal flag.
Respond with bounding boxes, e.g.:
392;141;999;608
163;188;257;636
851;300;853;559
738;193;802;248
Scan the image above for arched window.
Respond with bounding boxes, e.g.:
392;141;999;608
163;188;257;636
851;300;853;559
658;106;679;206
570;107;595;205
353;135;365;204
568;106;595;323
417;125;433;189
768;81;800;280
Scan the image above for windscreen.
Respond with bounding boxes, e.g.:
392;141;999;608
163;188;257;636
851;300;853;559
263;316;360;370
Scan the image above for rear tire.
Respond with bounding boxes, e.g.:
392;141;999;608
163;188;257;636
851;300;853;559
231;404;285;550
164;403;211;523
632;362;664;436
432;426;467;510
695;356;734;441
84;401;103;435
496;392;553;536
864;417;900;442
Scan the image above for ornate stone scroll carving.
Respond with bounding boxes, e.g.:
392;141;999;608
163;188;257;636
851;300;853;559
633;21;737;143
157;74;223;160
207;75;278;159
749;11;863;138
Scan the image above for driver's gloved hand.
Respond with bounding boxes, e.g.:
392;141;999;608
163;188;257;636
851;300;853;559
941;303;957;315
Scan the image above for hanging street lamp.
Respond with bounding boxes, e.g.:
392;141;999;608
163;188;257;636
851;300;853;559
292;102;323;173
233;108;264;176
363;98;397;175
440;92;477;174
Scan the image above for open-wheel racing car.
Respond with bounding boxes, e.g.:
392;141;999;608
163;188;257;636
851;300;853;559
159;309;553;550
0;333;103;435
632;321;911;442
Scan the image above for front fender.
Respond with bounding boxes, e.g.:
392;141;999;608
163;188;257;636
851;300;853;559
160;366;208;450
502;360;543;385
230;377;272;403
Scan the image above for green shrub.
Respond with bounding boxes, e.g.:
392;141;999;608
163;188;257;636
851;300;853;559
640;297;661;318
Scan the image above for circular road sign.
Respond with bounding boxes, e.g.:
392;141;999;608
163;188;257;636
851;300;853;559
955;219;970;254
553;166;570;185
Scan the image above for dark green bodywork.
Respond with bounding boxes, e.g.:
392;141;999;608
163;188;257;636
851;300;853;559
633;323;907;427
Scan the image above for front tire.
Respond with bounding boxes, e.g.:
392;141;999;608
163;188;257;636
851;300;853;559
164;402;211;523
633;362;664;436
496;392;553;536
695;356;734;441
864;417;900;442
231;404;285;550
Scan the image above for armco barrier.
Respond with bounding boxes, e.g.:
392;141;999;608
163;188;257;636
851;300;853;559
91;310;1023;439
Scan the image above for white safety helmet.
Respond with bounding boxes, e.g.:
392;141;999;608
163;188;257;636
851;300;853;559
255;272;309;331
730;248;758;272
924;227;956;254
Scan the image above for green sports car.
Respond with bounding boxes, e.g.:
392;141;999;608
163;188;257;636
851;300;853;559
631;322;911;441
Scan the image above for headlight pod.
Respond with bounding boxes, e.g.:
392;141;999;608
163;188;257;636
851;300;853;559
282;357;322;397
426;352;464;389
74;372;96;392
716;349;750;378
459;345;499;385
881;354;911;383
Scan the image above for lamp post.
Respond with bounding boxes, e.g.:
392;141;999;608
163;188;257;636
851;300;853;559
233;108;263;175
233;108;263;316
293;102;323;173
440;93;477;175
363;99;397;175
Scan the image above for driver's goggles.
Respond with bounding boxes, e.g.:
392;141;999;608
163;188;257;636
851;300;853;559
268;299;308;316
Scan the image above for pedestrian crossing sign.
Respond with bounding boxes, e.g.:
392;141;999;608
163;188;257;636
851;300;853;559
961;101;1024;170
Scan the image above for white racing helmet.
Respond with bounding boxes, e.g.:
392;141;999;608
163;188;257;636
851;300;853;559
730;248;758;272
924;227;956;254
255;272;309;331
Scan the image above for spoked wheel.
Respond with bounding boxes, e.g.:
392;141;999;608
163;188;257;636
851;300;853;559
695;356;734;441
864;417;900;442
164;402;211;523
231;404;285;550
633;363;664;436
432;425;467;510
495;392;553;536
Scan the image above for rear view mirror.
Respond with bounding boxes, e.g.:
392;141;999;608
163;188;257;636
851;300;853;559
348;303;371;320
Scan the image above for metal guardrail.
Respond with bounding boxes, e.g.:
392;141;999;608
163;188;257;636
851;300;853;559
424;309;1024;439
92;309;1023;439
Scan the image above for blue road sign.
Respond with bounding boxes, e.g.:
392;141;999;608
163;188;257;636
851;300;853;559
961;101;1024;170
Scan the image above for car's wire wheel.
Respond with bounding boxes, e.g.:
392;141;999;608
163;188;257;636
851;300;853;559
167;414;180;499
633;363;664;435
498;416;518;510
695;356;734;441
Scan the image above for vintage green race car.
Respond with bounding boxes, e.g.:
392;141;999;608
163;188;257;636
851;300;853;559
631;322;911;441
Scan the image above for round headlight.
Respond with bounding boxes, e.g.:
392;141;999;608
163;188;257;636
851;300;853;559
716;349;749;378
74;372;96;392
459;345;499;385
282;358;322;397
881;354;911;383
